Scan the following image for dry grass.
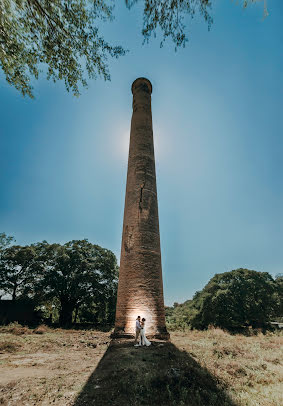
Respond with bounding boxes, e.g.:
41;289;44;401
0;326;282;405
1;322;31;335
172;328;283;406
0;340;22;353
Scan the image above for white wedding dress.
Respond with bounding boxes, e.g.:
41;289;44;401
139;326;151;347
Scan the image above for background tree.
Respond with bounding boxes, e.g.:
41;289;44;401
0;244;39;300
165;300;193;330
0;232;15;251
275;273;283;322
0;233;15;298
167;268;278;330
35;239;118;326
0;0;125;97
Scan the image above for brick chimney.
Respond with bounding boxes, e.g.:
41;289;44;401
112;78;169;339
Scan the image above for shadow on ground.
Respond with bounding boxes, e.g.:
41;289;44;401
73;339;238;406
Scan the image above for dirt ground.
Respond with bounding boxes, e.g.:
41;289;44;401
0;326;110;405
0;326;282;406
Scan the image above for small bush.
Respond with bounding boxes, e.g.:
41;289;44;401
33;325;49;334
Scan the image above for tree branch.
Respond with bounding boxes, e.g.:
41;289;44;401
28;0;69;36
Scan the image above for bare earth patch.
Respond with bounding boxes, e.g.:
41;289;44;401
0;327;282;405
0;327;110;405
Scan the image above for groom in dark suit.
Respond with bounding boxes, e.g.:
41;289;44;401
134;316;141;346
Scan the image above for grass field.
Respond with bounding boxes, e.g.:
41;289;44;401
0;324;282;405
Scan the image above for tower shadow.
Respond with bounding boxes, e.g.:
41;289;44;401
73;339;239;406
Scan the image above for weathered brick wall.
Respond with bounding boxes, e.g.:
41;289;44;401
113;78;169;339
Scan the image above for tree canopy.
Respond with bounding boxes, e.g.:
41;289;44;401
275;273;283;322
0;0;266;97
0;235;118;326
0;0;125;97
167;268;281;330
129;0;267;48
0;232;15;250
0;244;39;300
34;239;118;326
126;0;213;48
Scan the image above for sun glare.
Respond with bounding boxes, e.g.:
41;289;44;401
110;128;130;162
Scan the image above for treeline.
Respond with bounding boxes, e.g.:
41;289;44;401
2;232;282;331
166;269;283;331
0;233;118;327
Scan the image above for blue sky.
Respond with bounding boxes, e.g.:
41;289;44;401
0;1;282;305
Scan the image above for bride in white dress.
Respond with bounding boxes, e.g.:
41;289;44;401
139;318;151;346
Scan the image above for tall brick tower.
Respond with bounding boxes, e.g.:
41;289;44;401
113;78;169;339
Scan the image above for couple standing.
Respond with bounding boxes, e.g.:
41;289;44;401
134;316;151;347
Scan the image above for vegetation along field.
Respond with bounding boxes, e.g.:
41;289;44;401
0;324;282;406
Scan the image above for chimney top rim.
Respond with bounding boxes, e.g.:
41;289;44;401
131;77;152;94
